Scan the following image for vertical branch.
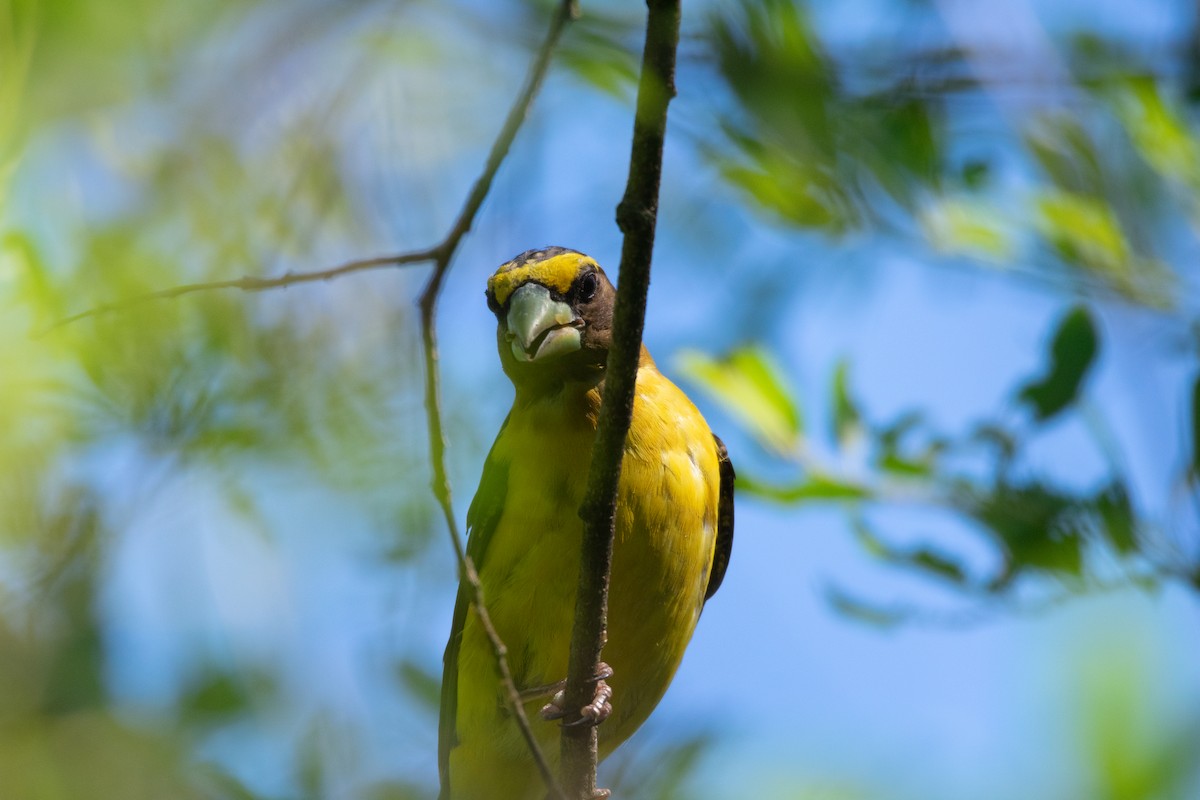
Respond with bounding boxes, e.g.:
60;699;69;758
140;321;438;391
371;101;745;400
560;1;682;798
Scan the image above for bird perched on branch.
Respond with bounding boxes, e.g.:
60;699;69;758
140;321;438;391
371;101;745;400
438;247;733;799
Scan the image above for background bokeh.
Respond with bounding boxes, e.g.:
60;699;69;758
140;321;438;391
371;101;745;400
2;0;1198;798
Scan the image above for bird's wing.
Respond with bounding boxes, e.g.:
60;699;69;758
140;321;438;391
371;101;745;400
438;415;511;799
704;433;735;602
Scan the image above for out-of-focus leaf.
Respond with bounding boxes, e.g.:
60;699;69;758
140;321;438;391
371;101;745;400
1026;113;1105;198
394;659;440;715
970;423;1018;465
738;474;870;504
709;0;861;232
864;96;942;204
961;159;990;189
877;410;925;452
180;670;274;726
1111;79;1200;191
826;586;906;628
1095;482;1137;555
830;359;861;446
879;453;933;477
920;196;1013;260
1018;305;1099;421
907;548;969;585
716;151;852;230
559;25;639;101
676;346;802;455
851;519;968;585
1034;190;1129;277
966;482;1086;586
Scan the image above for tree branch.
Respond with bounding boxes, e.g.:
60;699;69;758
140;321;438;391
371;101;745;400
44;0;581;334
417;3;579;798
560;1;681;798
49;0;578;794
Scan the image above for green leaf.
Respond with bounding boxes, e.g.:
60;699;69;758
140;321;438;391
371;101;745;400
851;519;968;585
920;196;1013;260
394;659;440;714
1034;189;1130;277
676;346;802;455
738;474;870;503
907;548;969;585
179;670;272;725
830;359;861;446
1095;482;1136;555
1018;305;1099;421
1111;79;1200;191
879;453;933;477
826;586;906;628
965;481;1087;585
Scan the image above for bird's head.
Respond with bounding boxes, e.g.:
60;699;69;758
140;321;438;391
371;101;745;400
486;247;616;393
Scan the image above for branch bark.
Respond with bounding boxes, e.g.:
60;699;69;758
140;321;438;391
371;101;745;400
560;2;681;798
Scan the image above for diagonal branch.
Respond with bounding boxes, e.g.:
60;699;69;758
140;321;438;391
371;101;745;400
42;250;440;333
49;0;578;794
560;1;682;798
45;0;581;335
417;2;579;798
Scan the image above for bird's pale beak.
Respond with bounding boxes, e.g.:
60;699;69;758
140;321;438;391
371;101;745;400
505;283;582;362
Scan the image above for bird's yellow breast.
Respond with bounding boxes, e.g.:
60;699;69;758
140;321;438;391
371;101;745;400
449;363;720;799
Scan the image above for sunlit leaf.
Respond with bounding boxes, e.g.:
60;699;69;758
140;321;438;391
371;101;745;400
1111;79;1200;191
676;346;802;455
1034;190;1129;277
920;196;1013;260
1018;305;1099;421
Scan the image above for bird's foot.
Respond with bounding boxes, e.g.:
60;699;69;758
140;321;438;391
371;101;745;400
539;662;613;726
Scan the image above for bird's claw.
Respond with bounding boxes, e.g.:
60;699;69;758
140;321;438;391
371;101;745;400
538;663;613;726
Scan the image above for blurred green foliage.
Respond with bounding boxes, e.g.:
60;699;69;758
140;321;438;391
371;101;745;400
1;0;1198;797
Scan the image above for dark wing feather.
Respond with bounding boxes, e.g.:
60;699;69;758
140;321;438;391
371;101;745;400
438;416;511;799
704;433;735;602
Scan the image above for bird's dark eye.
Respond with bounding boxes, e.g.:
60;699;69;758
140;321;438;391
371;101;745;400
578;271;598;302
486;290;501;315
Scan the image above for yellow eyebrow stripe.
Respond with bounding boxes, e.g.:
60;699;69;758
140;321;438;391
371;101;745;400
488;252;595;305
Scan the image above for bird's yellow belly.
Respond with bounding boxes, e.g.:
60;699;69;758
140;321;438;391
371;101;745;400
450;376;718;800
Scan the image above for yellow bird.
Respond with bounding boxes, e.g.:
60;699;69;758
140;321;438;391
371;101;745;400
439;247;734;800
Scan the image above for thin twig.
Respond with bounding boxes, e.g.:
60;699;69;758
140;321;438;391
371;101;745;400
42;249;440;333
417;2;580;798
47;0;580;793
560;1;681;798
45;0;582;335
